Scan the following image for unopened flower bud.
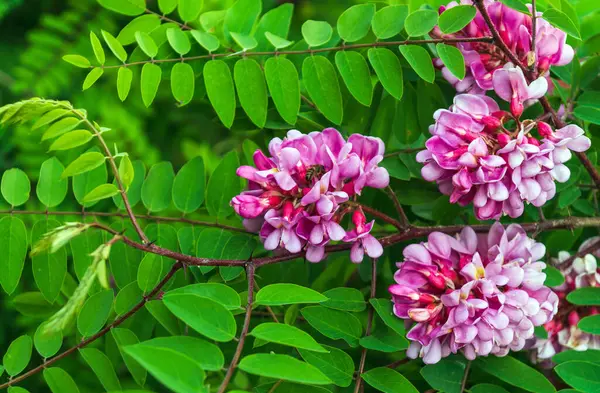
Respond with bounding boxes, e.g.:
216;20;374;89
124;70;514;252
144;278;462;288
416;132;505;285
352;209;367;231
497;133;511;147
510;98;524;118
537;121;553;138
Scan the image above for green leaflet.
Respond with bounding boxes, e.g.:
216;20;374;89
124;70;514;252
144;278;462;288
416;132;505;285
191;30;219;52
101;30;127;62
178;0;204;23
79;348;121;392
399;45;435;83
474;356;556;393
555;361;600;393
44;368;80;393
111;328;147;386
117;14;161;45
82;68;103;90
335;51;373;106
3;335;33;376
1;168;30;206
302;56;343;125
137;253;163;293
436;43;466;80
97;0;144;16
438;5;477;34
301;20;332;47
140;63;162;107
77;289;113;337
31;219;67;303
204;60;236;128
299;345;354;387
256;283;328;306
238;354;332;385
141;161;175;212
89;31;105;64
135;31;158;58
171;62;195;105
117;67;133;101
37;158;68;208
421;359;465;393
48;130;94;151
234;58;267;128
368;48;403;100
0;217;28;295
264;56;300;124
62;152;106;178
301;306;362;347
363;367;419;393
250;323;328;353
172;156;205;213
205;151;241;219
167;28;191;55
372;5;408;39
404;9;438;36
336;4;375;42
34;322;63;358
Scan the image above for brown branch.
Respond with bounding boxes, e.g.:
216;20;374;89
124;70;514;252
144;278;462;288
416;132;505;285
145;8;190;30
560;237;600;267
460;361;472;393
0;262;182;390
354;258;378;393
217;263;255;393
0;210;248;234
530;0;537;73
349;203;403;230
386;186;410;230
93;37;494;69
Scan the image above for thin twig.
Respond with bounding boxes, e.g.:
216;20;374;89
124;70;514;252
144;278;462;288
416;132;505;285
0;262;182;390
254;281;279;323
354;258;377;393
267;380;283;393
217;263;255;393
460;361;472;393
530;0;537;74
145;8;190;30
93;37;494;69
386;186;410;230
301;94;317;110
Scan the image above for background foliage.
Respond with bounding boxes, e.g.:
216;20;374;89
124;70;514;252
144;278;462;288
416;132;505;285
1;0;600;392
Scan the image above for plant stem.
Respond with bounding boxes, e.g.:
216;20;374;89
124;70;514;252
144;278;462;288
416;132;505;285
460;361;472;393
0;262;182;390
386;186;410;230
217;263;255;393
354;258;377;393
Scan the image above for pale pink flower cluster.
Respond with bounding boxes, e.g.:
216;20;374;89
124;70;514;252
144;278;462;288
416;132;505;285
433;0;574;94
231;129;389;263
418;67;590;220
531;239;600;361
389;223;558;364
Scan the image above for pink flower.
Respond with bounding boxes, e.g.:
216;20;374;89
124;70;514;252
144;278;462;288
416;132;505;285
343;210;383;263
390;223;558;364
433;0;573;94
492;64;548;117
231;128;390;263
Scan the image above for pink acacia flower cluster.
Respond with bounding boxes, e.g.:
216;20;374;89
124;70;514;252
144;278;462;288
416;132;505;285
389;223;558;364
231;129;389;263
433;0;574;94
531;239;600;361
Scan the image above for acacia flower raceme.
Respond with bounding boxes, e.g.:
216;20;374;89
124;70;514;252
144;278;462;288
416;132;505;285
417;72;590;219
231;128;389;263
389;223;558;364
530;239;600;362
433;0;573;93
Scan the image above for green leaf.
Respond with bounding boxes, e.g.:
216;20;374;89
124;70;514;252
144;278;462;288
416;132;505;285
141;161;175;212
37;158;68;207
302;20;333;47
8;386;29;393
543;9;581;39
555;361;600;393
191;30;220;52
544;265;565;287
124;341;206;393
135;31;158;58
400;45;435;83
167;28;191;55
101;30;127;62
567;287;600;305
44;368;80;393
97;0;145;16
579;315;600;334
0;217;27;295
117;14;161;45
553;349;600;364
574;106;600;124
250;323;328;353
34;322;63;358
167;283;240;310
238;354;332;385
146;300;181;335
3;335;32;376
137;253;163;293
335;51;373;106
31;219;67;302
264;56;300;124
500;0;530;14
41;117;80;140
322;287;365;312
421;360;465;393
32;109;70;130
48;130;94;151
131;336;223;371
204;60;236;128
118;156;135;190
62;152;105;178
115;282;143;315
111;328;147;386
474;356;556;393
79;348;121;392
178;0;203;23
13;292;59;318
163;293;236;342
73;149;108;208
77;289;113;337
405;9;438;36
172;157;205;213
299;345;354;387
559;187;582;208
256;283;327;306
140;63;162;107
471;384;511;393
370;298;405;336
117;67;133;101
363;367;419;393
337;4;375;42
438;5;477;34
82;68;103;90
1;168;30;206
63;55;90;68
301;305;362;346
113;160;145;209
206;151;241;219
360;327;409;352
436;43;466;80
368;47;403;100
372;5;409;39
234;58;267;128
224;0;262;36
171;62;195;105
231;32;258;50
90;31;105;65
302;56;343;125
265;32;293;49
82;183;119;203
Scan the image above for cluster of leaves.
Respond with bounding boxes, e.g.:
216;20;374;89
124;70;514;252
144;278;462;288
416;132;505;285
0;0;599;393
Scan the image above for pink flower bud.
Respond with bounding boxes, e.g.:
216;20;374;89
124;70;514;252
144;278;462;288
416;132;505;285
482;115;502;129
497;133;511;147
510;98;524;118
568;310;580;326
352;209;367;231
537;121;553;138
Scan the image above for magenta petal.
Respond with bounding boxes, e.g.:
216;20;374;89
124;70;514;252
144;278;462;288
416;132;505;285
403;244;432;265
363;235;383;259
